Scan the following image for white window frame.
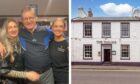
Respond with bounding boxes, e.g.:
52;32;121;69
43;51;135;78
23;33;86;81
102;23;111;38
121;45;130;60
121;23;130;38
83;23;92;38
83;44;93;60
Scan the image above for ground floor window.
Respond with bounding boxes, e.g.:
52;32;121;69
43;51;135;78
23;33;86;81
83;44;92;60
121;45;130;60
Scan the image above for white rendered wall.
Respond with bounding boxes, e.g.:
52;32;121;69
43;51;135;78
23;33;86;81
72;21;140;63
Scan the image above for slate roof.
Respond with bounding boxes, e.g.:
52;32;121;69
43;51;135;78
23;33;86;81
72;17;140;22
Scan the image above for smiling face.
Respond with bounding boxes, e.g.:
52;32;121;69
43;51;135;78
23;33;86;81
22;10;36;32
52;19;65;37
7;21;19;39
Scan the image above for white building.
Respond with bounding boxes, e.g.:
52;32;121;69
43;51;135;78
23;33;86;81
71;17;140;65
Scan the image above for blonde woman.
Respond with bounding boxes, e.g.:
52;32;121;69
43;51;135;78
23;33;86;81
0;19;40;84
49;18;69;84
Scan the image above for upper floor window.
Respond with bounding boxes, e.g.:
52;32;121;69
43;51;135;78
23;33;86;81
121;23;130;38
83;23;92;38
102;23;111;38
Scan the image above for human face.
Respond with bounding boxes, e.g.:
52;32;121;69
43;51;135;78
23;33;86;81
22;11;36;32
7;21;19;39
52;20;65;37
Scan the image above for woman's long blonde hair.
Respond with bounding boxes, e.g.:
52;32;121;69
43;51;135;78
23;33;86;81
0;18;19;63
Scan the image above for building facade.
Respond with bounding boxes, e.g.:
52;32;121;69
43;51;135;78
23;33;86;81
71;17;140;65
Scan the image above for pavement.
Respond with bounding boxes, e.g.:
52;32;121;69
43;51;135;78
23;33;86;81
72;65;140;71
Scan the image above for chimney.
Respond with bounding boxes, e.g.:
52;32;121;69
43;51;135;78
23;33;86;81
78;7;87;18
88;8;93;17
132;8;140;17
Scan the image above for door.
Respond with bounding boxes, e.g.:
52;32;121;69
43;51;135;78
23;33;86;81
101;44;112;62
104;49;111;62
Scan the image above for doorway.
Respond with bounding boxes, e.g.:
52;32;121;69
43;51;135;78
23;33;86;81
102;44;112;62
104;49;111;62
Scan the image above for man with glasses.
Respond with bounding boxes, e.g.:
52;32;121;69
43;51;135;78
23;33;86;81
20;7;54;84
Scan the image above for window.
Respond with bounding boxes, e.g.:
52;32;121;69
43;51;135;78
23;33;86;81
83;44;92;60
121;23;130;38
83;23;92;37
102;23;111;38
121;45;130;60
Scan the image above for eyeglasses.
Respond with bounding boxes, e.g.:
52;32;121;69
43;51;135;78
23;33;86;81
22;17;35;21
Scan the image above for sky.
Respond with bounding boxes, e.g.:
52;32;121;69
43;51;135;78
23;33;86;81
71;0;140;18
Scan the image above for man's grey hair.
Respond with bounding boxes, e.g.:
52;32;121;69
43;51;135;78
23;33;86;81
21;6;37;17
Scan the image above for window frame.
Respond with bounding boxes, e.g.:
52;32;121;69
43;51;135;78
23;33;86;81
83;22;92;38
120;44;130;60
83;44;93;60
102;22;111;38
121;22;130;38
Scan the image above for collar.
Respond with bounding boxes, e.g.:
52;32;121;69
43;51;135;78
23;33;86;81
33;25;38;32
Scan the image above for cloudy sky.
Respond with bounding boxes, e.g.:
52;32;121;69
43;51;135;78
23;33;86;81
71;0;140;17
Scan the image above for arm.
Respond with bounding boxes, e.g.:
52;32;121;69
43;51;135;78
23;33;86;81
0;55;40;81
46;28;54;40
6;70;26;78
6;70;40;81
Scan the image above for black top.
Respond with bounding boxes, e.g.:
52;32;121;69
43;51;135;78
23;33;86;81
0;42;24;75
19;26;53;71
49;39;69;83
0;51;24;84
11;42;24;71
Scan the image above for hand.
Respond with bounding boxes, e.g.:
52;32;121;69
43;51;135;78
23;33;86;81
26;71;40;82
0;42;6;57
